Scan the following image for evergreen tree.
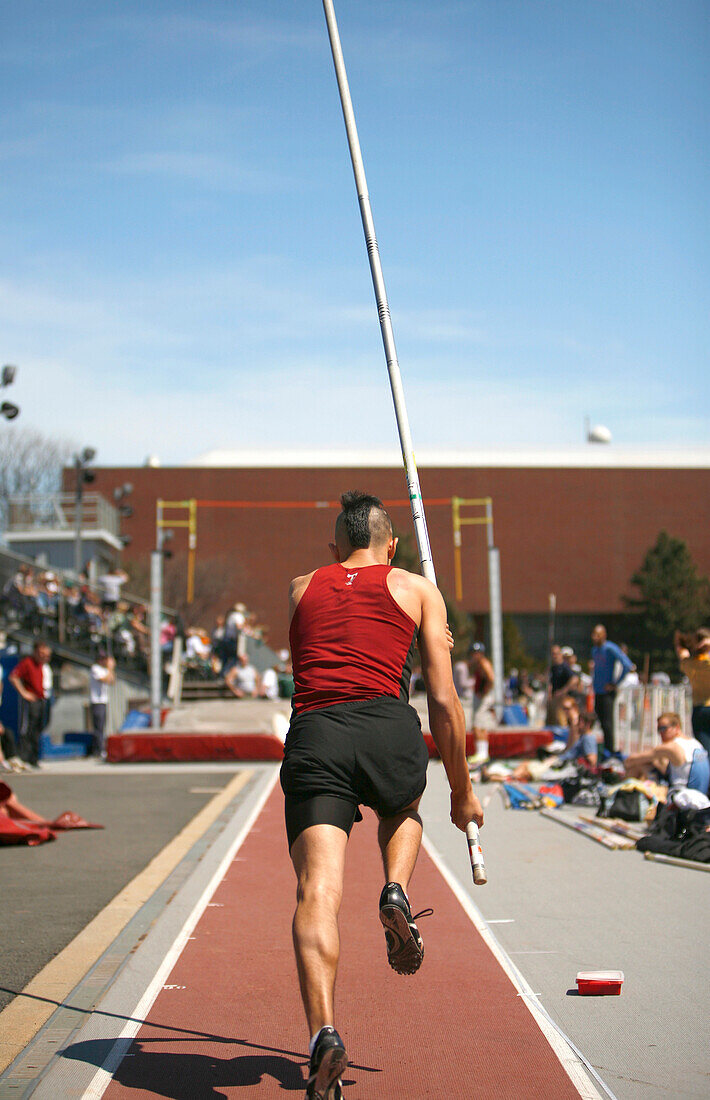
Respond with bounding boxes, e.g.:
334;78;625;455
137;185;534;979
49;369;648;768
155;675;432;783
502;615;544;675
392;531;474;655
622;531;710;675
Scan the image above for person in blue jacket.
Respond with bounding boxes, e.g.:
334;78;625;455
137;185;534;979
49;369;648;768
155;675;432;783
591;624;634;754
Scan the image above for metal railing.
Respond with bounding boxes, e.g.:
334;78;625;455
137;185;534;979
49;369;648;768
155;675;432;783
6;492;121;539
614;684;692;755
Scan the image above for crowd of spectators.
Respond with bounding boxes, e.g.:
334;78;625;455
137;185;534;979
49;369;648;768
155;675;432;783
181;600;293;700
0;562;292;703
480;621;710;799
1;563;151;670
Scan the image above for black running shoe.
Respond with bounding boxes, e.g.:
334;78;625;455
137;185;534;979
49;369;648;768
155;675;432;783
379;882;433;976
305;1026;348;1099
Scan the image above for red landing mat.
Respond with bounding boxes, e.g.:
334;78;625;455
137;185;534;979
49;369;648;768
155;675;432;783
103;787;581;1099
106;730;478;763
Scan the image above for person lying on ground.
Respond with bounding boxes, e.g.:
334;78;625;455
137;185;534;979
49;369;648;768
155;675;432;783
0;780;48;823
481;699;599;784
0;780;104;832
624;712;709;794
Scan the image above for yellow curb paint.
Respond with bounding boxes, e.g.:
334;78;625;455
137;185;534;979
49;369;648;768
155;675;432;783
0;769;253;1073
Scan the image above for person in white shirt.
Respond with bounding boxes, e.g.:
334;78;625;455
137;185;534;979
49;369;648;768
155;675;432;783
89;653;115;755
185;629;211;661
259;665;279;700
98;569;128;611
225;653;258;699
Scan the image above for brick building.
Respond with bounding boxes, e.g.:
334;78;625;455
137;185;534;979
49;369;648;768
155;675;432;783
76;447;710;660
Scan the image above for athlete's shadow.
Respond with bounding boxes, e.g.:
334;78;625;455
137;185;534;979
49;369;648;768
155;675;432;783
62;1038;361;1097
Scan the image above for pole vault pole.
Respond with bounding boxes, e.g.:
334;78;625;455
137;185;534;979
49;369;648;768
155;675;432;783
322;0;485;884
322;0;433;581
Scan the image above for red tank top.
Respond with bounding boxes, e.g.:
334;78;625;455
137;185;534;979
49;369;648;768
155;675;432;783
289;563;418;713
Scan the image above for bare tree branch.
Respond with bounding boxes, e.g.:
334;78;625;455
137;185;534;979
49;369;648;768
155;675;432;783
0;426;74;530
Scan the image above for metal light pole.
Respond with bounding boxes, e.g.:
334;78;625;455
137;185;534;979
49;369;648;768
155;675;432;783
485;500;505;720
150;548;163;730
452;496;505;719
150;501;165;730
73;447;96;576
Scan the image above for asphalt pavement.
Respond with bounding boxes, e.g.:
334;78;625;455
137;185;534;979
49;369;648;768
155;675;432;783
0;764;249;1014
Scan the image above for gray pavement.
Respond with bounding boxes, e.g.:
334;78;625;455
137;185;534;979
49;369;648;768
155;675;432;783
0;764;250;1014
421;764;709;1100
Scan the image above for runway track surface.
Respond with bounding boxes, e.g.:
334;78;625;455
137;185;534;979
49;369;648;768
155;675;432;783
100;785;583;1099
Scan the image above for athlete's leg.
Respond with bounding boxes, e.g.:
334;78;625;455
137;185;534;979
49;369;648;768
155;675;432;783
290;823;348;1036
377;797;422;892
376;798;430;976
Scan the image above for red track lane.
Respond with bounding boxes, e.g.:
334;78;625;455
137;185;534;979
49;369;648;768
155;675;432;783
103;786;581;1099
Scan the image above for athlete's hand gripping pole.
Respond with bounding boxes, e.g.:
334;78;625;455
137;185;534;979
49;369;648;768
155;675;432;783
322;0;487;880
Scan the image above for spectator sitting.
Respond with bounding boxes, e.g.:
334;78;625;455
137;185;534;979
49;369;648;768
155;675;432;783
624;712;710;794
185;628;211;661
502;698;598;783
259;664;280;700
160;619;176;656
225;653;258;699
553;699;599;769
35;572;59;624
211;615;229;672
277;649;295;700
1;566;28;617
514;668;537;706
129;604;150;650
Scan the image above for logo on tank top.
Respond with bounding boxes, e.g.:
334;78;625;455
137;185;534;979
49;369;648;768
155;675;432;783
345;572;358;586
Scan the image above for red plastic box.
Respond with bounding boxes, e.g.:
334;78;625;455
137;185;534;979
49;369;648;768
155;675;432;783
576;970;624;996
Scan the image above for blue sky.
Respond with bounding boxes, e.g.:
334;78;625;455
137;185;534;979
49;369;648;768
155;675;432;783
1;0;708;464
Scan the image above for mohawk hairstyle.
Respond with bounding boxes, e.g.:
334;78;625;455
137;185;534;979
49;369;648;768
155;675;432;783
338;490;392;550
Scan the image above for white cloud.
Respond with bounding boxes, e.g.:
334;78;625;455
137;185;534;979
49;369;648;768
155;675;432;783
2;263;706;466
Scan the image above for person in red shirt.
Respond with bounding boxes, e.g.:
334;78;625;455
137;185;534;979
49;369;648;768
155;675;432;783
282;491;483;1099
9;641;51;769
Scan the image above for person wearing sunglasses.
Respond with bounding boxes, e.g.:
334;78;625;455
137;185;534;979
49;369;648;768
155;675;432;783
624;713;709;793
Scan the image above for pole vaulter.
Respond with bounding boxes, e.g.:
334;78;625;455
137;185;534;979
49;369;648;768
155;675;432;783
321;0;486;886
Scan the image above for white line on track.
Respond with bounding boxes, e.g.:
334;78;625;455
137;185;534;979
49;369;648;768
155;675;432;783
80;769;279;1100
421;831;607;1100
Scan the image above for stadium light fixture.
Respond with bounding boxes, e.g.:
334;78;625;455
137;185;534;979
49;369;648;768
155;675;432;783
1;364;19;419
73;446;97;575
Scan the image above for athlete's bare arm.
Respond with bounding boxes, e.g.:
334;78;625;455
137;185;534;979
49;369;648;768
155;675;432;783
289;571;317;620
390;571;483;831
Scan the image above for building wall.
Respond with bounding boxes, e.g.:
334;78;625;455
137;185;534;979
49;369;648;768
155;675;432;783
78;464;710;650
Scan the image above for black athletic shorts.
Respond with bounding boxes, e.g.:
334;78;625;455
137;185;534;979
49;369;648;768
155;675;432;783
280;695;429;850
